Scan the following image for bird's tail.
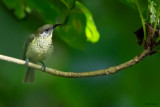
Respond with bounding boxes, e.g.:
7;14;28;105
24;68;35;83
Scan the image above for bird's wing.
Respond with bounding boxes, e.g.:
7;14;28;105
22;34;35;60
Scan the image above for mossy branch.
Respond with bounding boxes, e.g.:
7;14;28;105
0;47;151;78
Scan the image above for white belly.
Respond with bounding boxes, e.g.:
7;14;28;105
26;37;53;62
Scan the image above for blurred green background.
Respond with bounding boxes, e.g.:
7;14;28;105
0;0;160;107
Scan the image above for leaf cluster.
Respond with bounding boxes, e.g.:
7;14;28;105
120;0;160;52
1;0;100;49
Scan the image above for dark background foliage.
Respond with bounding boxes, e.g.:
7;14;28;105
0;0;160;107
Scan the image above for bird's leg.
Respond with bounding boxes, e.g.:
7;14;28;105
25;59;29;66
41;61;46;71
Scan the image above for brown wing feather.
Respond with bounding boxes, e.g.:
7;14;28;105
23;34;35;60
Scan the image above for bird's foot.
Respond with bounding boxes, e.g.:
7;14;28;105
41;61;46;72
24;59;29;66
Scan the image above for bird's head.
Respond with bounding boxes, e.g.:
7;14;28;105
36;24;61;37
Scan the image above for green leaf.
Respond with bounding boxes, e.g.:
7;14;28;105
153;1;160;43
119;0;148;12
57;1;100;49
76;1;100;43
26;0;59;24
148;1;160;51
48;0;69;24
134;0;148;40
27;0;75;24
120;0;160;41
1;0;26;19
2;0;99;49
119;0;148;40
148;0;157;25
57;4;87;49
60;0;75;9
147;0;160;30
1;0;75;23
119;0;137;9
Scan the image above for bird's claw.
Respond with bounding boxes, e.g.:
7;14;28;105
41;61;46;72
25;59;29;66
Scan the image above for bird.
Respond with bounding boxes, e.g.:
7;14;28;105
23;24;61;83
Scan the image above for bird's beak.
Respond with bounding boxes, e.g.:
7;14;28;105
52;24;62;29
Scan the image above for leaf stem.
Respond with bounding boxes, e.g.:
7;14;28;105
135;0;146;40
154;4;160;30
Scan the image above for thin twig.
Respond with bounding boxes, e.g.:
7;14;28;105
0;47;151;78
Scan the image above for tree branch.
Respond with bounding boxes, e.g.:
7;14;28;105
0;47;151;78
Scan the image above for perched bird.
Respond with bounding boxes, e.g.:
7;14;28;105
23;24;61;83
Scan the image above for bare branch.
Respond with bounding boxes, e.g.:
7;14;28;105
0;47;151;78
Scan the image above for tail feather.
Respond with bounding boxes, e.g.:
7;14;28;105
24;68;35;83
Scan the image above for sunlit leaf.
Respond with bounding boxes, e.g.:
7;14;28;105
152;0;160;43
76;1;100;43
150;0;160;29
148;0;157;25
1;0;99;49
57;1;100;49
57;5;87;49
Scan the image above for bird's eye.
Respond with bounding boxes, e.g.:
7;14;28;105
45;28;49;32
40;28;51;36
